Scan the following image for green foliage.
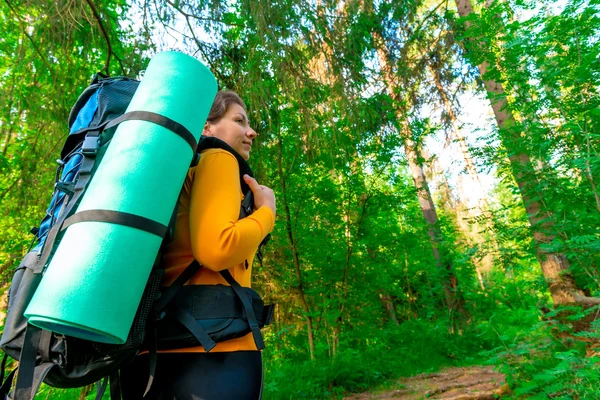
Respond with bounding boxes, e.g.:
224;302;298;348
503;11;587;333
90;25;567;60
263;319;488;399
483;306;600;399
0;0;149;281
1;0;599;398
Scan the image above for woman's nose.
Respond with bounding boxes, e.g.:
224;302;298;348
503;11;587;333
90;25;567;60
247;127;257;139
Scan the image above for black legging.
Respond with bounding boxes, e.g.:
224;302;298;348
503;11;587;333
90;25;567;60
119;351;262;400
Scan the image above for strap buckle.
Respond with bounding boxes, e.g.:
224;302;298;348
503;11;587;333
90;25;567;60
81;134;101;156
55;181;74;195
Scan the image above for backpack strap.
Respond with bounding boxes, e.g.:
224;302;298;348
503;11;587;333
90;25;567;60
0;368;17;397
71;110;198;155
93;370;121;400
152;260;203;319
36;132;100;272
90;72;109;85
13;325;55;400
0;352;7;386
151;259;218;352
13;324;41;399
219;270;265;350
143;327;158;397
61;210;168;239
104;111;197;153
95;376;108;400
169;306;216;351
109;370;122;400
0;353;17;398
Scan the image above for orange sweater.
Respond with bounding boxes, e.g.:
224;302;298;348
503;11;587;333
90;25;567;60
160;148;275;352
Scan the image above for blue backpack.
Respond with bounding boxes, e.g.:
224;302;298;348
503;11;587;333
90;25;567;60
0;73;273;400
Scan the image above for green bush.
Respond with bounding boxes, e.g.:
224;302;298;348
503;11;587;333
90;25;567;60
483;306;600;399
263;319;490;399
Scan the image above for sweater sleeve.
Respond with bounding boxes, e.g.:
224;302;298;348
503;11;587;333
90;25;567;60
189;149;275;271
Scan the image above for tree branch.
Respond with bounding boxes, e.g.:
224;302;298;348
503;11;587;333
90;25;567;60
163;0;244;27
573;292;600;306
83;0;113;74
4;0;57;82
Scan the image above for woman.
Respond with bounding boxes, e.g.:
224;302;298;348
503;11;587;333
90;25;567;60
120;90;276;399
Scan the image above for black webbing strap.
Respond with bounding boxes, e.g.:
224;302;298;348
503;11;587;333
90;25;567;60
13;325;41;399
93;371;121;400
143;327;158;397
240;191;254;219
61;210;168;239
71;111;198;154
110;370;122;400
14;325;55;400
104;111;197;153
95;376;108;400
170;306;217;352
30;363;55;399
38;330;52;363
36;135;99;272
152;260;202;318
0;353;14;398
219;270;265;350
0;368;16;397
0;352;7;387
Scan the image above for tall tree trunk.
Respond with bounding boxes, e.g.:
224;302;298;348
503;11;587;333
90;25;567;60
428;65;499;278
404;249;418;320
454;0;584;305
379;292;399;325
371;31;468;327
405;134;464;318
276;129;316;359
427;154;487;290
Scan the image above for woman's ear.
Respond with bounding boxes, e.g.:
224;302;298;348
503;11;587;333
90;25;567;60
203;122;212;136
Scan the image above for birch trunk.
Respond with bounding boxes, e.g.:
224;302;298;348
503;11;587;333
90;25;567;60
455;0;582;305
371;29;467;325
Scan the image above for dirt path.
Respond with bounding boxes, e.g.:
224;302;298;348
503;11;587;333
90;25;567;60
345;366;507;400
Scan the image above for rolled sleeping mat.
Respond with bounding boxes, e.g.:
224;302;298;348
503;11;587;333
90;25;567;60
25;51;218;344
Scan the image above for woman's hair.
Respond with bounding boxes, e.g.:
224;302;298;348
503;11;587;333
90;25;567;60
206;90;246;123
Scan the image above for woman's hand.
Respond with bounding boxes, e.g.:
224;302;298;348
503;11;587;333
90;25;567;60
243;175;276;218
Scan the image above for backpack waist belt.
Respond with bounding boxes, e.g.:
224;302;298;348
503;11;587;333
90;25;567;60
152;284;274;352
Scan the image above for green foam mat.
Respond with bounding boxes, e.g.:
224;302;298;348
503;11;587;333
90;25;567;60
25;51;218;344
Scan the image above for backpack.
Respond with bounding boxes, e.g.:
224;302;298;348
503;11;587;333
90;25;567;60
0;73;274;400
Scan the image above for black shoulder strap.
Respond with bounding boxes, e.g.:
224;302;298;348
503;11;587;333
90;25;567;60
153;261;203;318
13;325;55;400
219;270;265;350
197;136;254;195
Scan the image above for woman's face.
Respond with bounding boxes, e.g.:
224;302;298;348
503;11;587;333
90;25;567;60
203;104;257;160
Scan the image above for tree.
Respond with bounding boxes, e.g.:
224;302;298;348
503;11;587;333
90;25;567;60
452;0;598;306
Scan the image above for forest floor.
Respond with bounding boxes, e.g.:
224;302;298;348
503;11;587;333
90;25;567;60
345;366;507;399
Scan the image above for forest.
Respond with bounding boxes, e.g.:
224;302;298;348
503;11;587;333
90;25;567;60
1;0;599;398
